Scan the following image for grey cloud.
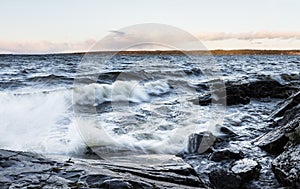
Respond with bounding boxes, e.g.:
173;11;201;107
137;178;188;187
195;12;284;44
196;31;300;41
109;30;125;35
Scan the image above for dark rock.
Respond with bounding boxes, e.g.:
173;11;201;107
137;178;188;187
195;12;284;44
244;79;295;99
226;94;250;106
100;179;133;189
254;116;300;154
272;144;300;187
217;125;239;137
0;149;206;188
209;149;244;162
281;73;300;81
268;91;300;119
209;169;242;189
253;126;289;154
231;158;261;181
225;79;295;105
187;131;216;154
194;78;297;106
275;104;300;128
189;94;211;106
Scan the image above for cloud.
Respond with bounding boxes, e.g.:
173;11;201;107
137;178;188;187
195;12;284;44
196;31;300;41
0;39;96;54
109;30;125;35
1;30;300;54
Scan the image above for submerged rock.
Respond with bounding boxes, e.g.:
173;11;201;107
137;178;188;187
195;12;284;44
209;148;244;162
272;144;300;187
187;131;216;154
0;149;207;189
230;158;261;181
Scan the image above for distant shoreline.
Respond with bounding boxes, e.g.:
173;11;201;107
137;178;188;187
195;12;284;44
1;49;300;56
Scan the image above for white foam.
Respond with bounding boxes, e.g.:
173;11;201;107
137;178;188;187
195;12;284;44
0;91;85;155
73;80;170;106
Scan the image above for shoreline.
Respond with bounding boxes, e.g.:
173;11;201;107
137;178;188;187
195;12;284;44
1;49;300;56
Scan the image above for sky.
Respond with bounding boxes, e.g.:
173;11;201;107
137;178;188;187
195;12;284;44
0;0;299;54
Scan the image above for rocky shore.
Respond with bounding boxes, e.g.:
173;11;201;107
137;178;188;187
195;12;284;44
1;77;299;188
183;77;300;188
0;151;206;189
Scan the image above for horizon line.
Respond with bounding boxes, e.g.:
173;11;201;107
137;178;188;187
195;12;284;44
1;49;300;56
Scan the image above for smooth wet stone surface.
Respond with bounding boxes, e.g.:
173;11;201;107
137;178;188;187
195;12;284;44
272;144;300;187
231;158;261;180
0;149;206;189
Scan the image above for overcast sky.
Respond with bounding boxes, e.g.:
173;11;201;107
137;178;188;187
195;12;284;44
0;0;299;53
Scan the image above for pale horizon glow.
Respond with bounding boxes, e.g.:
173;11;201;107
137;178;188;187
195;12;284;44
0;0;299;54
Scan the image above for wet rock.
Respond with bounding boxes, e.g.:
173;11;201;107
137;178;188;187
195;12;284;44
231;158;261;181
225;85;250;105
254;116;300;154
268;91;300;119
194;78;296;106
209;149;244;162
187;131;216;154
243;79;295;99
226;94;250;106
0;149;206;188
272;144;300;187
217;125;238;137
253;126;289;154
281;73;300;81
209;169;242;189
189;94;211;106
275;104;300;128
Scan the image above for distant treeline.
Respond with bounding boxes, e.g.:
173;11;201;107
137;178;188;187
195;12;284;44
3;50;300;56
82;50;300;56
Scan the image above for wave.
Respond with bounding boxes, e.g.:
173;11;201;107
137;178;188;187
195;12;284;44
0;79;219;156
73;80;170;106
27;74;74;82
0;90;85;155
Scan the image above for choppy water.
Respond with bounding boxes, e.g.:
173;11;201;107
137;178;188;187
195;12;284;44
0;54;299;156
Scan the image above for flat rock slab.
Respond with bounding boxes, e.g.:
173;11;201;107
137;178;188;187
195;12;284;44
0;149;206;189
